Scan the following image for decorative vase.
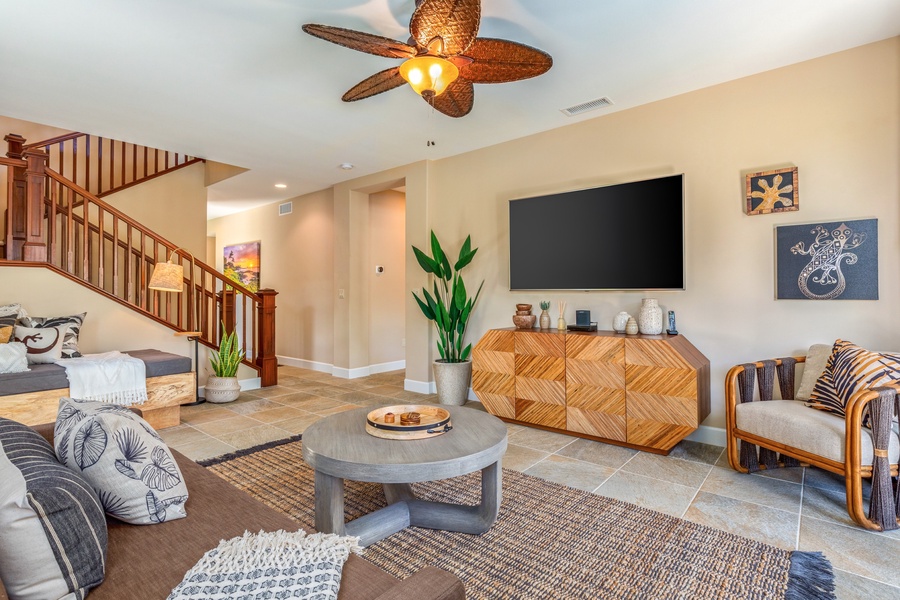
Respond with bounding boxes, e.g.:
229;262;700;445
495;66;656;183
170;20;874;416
638;298;663;335
539;310;551;330
513;303;536;329
557;317;566;331
612;311;630;333
433;360;472;406
624;317;639;335
204;375;241;403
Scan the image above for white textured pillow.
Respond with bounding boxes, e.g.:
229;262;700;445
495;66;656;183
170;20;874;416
795;343;832;401
14;324;69;364
0;303;25;318
0;342;29;374
54;398;189;525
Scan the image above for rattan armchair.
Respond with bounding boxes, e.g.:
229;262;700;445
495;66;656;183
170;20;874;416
725;356;900;531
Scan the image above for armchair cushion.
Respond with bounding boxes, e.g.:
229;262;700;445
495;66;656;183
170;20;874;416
808;340;900;422
736;399;900;465
795;343;832;401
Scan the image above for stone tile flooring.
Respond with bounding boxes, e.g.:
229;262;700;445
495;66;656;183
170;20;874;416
165;366;900;599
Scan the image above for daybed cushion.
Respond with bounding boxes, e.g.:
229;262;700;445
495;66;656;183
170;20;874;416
54;399;189;525
0;349;192;396
0;418;107;600
736;400;900;465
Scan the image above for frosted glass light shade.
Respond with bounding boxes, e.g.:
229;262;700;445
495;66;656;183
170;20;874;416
399;56;459;97
148;261;184;292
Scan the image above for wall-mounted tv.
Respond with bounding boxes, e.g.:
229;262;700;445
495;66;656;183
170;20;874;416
509;174;685;291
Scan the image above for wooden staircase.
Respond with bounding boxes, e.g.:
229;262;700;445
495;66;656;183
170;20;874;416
1;132;277;386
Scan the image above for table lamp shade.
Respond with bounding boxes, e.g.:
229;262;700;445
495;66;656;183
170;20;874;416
148;261;184;292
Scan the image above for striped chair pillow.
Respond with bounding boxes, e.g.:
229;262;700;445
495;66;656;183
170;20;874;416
807;339;900;423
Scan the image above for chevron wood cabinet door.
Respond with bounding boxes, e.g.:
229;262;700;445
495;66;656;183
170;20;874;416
472;328;709;455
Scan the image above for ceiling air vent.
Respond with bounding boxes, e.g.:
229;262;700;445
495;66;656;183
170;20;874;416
561;96;613;117
278;201;293;216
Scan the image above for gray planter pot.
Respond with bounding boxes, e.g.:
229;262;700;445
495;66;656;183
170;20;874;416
433;360;472;406
204;375;241;403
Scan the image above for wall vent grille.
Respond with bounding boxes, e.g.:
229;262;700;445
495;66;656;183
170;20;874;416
278;201;293;216
561;97;613;117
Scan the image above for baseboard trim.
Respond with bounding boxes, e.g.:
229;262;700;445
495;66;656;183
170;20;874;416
275;356;405;380
685;425;726;448
276;355;332;374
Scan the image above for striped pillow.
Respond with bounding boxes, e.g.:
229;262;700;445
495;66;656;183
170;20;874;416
807;339;900;423
0;418;107;599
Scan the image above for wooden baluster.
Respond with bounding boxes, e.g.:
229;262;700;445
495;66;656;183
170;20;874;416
66;187;75;272
142;146;147;179
108;140;115;193
84;136;90;194
97;205;105;291
256;289;278;386
241;295;248;360
139;230;146;309
132;143;137;183
48;181;57;265
124;223;132;303
81;193;89;278
112;215;119;297
153;148;158;175
164;150;170;170
97;137;103;195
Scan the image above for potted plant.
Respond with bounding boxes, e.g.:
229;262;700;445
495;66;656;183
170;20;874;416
412;231;484;405
204;324;245;403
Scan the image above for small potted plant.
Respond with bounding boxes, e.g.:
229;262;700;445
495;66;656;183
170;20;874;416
539;300;551;329
204;324;245;403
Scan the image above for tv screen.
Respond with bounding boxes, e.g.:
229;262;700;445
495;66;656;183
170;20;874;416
509;174;685;290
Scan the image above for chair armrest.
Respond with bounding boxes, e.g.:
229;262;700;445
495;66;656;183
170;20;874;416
725;356;806;421
372;566;465;600
845;383;900;468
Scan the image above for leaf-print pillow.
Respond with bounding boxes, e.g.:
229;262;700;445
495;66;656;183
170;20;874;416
54;397;189;525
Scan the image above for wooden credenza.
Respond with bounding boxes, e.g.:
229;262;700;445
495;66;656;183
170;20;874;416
471;328;710;454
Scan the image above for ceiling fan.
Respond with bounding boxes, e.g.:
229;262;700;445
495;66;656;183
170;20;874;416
303;0;552;118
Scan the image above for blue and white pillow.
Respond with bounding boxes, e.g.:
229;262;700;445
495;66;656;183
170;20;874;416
54;398;189;525
0;418;107;599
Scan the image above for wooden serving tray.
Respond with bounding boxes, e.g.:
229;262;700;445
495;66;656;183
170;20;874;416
365;404;453;440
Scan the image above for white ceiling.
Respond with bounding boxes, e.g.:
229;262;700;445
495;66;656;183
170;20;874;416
1;1;898;219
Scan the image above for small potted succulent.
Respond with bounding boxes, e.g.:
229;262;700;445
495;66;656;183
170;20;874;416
204;324;245;403
539;300;551;329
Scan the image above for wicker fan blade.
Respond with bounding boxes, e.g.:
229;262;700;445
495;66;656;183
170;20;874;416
303;24;416;59
426;79;474;118
342;67;407;102
458;38;553;83
410;0;480;56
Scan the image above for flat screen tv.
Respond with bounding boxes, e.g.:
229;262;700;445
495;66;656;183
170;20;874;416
509;174;684;291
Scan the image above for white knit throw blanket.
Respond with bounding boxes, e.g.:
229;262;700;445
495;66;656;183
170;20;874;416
167;530;362;600
56;351;148;405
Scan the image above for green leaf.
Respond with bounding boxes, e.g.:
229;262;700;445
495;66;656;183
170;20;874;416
460;343;472;361
454;236;477;271
412;292;435;320
453;275;467;311
412;246;439;275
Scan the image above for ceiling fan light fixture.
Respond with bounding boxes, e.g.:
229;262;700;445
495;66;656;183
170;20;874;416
399;55;459;97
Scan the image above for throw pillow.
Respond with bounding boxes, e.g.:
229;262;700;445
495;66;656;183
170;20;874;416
807;339;900;422
0;325;12;344
0;303;25;318
18;312;86;358
0;418;107;600
795;343;833;401
54;398;189;525
0;342;30;375
14;324;70;364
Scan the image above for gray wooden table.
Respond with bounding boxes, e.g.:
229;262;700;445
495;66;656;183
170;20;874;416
302;405;508;546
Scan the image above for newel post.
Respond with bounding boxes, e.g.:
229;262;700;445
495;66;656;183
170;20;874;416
22;148;48;262
256;288;278;387
5;134;26;259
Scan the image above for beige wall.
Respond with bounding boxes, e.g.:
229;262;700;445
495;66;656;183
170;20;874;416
0;116;71;217
423;37;899;429
367;190;406;366
206;190;336;367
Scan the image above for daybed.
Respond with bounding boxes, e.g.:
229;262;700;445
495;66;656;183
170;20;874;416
0;349;193;429
0;420;465;600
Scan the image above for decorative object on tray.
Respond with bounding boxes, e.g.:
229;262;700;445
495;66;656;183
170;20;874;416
666;310;679;335
557;300;567;331
775;218;878;300
624;317;639;335
745;166;798;215
205;323;245;403
512;303;536;329
365;405;452;440
168;529;361;600
638;298;663;335
412;231;483;405
538;300;551;330
55;351;148;405
612;311;630;333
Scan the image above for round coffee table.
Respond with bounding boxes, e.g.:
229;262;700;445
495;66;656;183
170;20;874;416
302;404;508;546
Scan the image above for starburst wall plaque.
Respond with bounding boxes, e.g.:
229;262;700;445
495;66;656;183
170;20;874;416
745;167;799;215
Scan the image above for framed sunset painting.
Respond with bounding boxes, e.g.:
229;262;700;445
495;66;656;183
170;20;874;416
223;241;260;292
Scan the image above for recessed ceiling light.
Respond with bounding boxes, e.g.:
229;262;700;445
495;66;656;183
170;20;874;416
339;163;354;170
274;183;287;188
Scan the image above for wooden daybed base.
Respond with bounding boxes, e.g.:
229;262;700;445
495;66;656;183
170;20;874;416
0;372;194;430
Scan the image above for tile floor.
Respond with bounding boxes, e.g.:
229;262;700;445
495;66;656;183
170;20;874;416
163;366;900;600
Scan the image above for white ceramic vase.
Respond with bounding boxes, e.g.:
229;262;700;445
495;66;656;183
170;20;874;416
204;375;241;403
638;298;663;335
613;311;630;333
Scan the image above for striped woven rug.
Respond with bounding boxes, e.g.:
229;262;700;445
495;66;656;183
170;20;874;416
201;437;834;600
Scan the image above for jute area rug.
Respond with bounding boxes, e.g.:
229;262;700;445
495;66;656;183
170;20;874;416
201;436;834;600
